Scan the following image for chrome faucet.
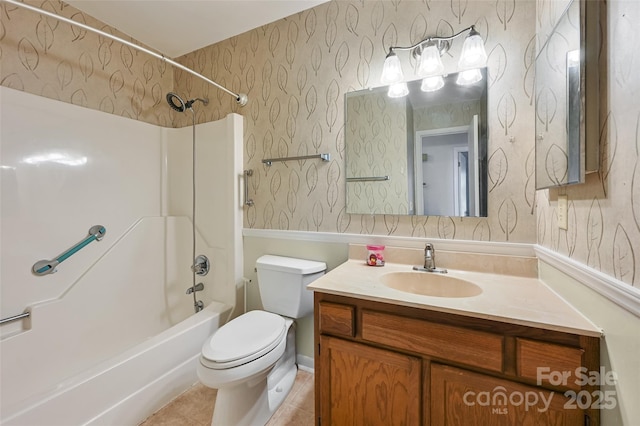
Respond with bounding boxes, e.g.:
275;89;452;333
186;282;204;294
413;243;447;273
424;243;436;270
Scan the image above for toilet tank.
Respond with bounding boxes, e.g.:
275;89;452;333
255;255;326;318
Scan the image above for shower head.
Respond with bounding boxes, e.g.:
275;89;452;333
166;92;186;112
166;92;209;112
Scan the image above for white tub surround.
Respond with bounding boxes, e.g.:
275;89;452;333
308;246;601;338
1;87;244;425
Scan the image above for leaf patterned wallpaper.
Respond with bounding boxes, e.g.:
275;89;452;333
414;99;482;133
345;90;410;215
175;0;538;242
3;0;638;290
1;0;175;127
535;0;640;288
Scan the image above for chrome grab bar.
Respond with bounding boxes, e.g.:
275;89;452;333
0;311;30;325
32;225;106;276
243;169;254;206
262;153;330;166
346;176;390;182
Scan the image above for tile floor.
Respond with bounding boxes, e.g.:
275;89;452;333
139;369;314;426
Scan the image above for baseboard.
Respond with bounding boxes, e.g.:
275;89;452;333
296;354;314;373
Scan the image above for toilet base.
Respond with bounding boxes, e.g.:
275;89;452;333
211;365;296;426
209;321;298;426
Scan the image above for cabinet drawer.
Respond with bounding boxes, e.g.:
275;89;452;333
362;310;503;372
319;302;355;337
516;338;584;391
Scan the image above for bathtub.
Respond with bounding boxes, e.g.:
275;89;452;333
2;301;231;426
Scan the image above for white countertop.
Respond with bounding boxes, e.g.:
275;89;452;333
308;259;602;337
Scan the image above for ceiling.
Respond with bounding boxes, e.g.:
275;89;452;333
66;0;328;58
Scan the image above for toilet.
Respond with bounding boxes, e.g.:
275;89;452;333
197;255;326;426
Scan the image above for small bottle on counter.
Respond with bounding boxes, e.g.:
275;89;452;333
366;244;385;266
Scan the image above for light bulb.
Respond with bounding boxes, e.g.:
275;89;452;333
380;51;404;85
421;75;445;92
387;82;409;98
417;43;444;77
458;28;487;70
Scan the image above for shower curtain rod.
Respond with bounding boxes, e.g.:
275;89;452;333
2;0;248;106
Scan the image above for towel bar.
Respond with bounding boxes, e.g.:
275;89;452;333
262;153;330;166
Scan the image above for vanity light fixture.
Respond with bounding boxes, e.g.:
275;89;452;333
380;25;488;94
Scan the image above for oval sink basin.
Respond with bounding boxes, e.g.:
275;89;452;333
380;272;482;298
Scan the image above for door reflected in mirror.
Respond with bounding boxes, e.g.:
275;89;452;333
345;69;488;217
416;117;479;216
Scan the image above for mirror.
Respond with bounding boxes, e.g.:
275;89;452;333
535;0;600;189
345;69;488;217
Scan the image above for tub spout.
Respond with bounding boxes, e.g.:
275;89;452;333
186;282;204;294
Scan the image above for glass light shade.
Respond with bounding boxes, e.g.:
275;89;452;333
380;52;404;84
417;43;444;77
421;75;445;92
456;68;482;85
387;82;409;98
458;32;488;70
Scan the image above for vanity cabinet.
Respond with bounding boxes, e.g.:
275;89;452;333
314;293;600;426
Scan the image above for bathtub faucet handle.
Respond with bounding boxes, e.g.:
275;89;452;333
191;255;210;276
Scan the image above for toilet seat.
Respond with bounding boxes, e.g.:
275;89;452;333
201;310;286;369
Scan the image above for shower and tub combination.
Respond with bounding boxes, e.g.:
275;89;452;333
0;2;248;422
0;85;245;425
1;92;247;426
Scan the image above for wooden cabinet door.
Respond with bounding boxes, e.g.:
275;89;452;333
319;335;421;425
430;364;584;425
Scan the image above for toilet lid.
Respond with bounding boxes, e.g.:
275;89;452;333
202;310;286;365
